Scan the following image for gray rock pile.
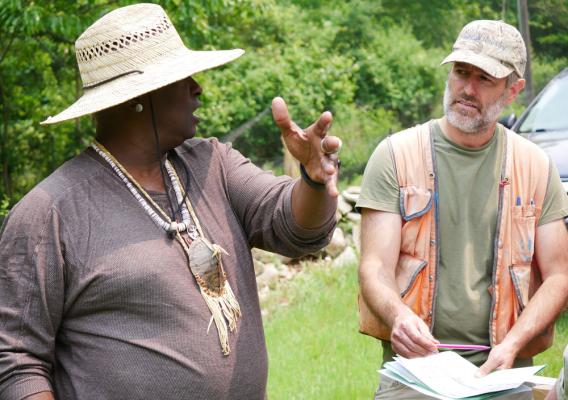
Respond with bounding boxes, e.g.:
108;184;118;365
254;186;361;301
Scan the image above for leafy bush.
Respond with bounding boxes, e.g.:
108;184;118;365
196;2;358;163
1;0;567;208
330;104;399;180
345;26;447;127
531;56;568;93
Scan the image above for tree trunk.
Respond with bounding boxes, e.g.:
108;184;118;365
517;0;534;103
281;136;300;179
0;73;13;201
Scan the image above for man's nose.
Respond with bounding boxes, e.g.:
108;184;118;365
186;76;203;96
193;82;203;96
463;77;478;97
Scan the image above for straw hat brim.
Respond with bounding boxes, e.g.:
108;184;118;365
41;48;244;125
440;49;514;79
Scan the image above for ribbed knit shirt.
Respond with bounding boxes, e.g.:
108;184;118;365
0;138;335;400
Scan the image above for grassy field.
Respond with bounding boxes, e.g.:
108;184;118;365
263;261;567;400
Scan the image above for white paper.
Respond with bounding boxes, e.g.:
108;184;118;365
392;351;544;398
523;375;557;386
379;369;532;400
383;361;421;384
380;368;453;400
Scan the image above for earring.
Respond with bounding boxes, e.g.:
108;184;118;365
134;103;144;113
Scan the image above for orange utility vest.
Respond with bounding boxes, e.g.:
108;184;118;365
362;120;553;358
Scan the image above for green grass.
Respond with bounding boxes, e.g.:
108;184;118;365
263;262;382;399
536;311;568;376
263;262;568;399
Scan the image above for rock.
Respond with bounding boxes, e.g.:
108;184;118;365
276;254;293;265
252;247;293;265
325;227;346;257
278;266;295;280
258;285;270;302
347;212;361;222
254;259;265;276
335;209;342;222
352;222;361;253
338;195;353;215
256;263;279;288
252;248;279;264
342;186;360;205
332;246;358;268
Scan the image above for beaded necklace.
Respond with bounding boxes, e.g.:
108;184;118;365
91;141;241;355
91;142;198;239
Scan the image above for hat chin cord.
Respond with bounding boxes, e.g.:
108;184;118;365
148;94;193;239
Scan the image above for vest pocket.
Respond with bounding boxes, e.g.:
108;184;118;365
511;205;538;265
400;186;432;221
509;264;530;312
396;254;427;297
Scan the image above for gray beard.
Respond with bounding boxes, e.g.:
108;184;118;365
443;82;508;134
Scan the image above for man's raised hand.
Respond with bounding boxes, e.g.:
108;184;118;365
272;97;341;197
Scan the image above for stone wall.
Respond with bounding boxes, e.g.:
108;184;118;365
254;186;361;302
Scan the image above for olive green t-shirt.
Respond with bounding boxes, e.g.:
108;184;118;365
357;120;568;366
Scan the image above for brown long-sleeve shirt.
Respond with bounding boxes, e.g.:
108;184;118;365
0;138;335;400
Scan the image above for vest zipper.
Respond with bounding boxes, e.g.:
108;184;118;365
489;129;508;347
429;123;440;332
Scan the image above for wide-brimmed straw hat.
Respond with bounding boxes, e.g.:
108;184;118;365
440;20;526;79
42;3;244;125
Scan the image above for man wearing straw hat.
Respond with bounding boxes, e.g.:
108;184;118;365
356;19;568;398
0;3;340;400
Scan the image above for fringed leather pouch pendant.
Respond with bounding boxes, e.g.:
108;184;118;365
177;232;241;356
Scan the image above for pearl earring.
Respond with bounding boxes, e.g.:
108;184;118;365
134;103;143;112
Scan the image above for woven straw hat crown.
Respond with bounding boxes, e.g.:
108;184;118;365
441;20;526;79
42;3;243;124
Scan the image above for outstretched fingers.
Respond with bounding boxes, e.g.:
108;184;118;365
272;97;306;139
311;110;333;138
271;96;341;198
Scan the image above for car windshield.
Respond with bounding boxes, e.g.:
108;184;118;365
518;73;568;133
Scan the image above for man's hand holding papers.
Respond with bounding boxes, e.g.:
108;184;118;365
380;351;544;400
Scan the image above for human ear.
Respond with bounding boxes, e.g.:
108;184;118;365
505;78;526;104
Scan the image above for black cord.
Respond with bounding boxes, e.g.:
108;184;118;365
170;148;192;212
148;94;178;238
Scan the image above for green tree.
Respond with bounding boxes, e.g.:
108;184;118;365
1;0;566;213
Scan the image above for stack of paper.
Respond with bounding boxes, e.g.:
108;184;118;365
380;351;544;400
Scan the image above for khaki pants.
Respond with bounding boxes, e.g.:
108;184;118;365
374;375;437;400
374;375;533;400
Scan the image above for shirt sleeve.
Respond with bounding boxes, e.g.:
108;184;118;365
0;190;65;399
539;161;568;226
355;138;400;214
216;141;335;257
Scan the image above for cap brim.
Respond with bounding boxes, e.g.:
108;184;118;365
440;49;514;79
41;48;244;125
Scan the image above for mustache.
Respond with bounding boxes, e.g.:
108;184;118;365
451;94;481;110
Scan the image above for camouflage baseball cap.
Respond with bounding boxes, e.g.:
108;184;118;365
441;20;526;79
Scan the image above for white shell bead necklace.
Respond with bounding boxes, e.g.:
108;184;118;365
92;141;198;239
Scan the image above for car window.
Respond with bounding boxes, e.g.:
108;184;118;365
518;75;568;133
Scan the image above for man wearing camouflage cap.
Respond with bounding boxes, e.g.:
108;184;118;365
357;20;568;398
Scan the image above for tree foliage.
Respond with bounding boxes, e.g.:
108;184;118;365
0;0;566;214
